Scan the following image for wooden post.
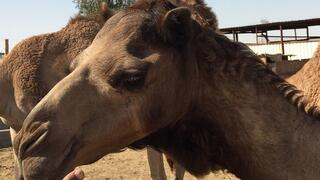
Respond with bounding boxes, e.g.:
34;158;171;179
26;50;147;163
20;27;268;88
306;27;310;40
280;25;285;55
4;39;9;55
266;31;269;44
255;27;259;44
294;29;297;40
232;31;236;41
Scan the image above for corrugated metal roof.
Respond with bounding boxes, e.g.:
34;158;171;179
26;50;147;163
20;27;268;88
221;18;320;34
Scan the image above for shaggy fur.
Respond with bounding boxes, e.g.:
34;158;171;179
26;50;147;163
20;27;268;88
131;108;230;176
192;27;320;118
288;45;320;109
132;0;218;30
171;0;218;30
0;9;113;179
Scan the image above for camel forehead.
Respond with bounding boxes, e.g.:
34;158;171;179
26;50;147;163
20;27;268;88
87;10;164;65
96;11;150;43
81;14;158;75
111;11;146;29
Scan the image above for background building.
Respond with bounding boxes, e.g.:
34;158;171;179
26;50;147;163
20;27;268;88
221;18;320;77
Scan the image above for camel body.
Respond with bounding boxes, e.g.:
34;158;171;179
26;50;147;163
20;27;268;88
0;14;109;130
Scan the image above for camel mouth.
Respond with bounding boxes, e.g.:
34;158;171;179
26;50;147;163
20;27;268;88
19;126;49;159
20;136;79;180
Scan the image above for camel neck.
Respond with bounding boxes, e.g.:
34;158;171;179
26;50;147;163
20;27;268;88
196;50;320;180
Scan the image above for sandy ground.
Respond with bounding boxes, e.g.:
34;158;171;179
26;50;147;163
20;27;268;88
0;147;239;180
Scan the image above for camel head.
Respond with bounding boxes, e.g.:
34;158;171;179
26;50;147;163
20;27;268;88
14;1;203;179
14;1;320;179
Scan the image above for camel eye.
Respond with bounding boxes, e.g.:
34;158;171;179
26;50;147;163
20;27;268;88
123;73;146;90
109;62;150;91
109;71;147;91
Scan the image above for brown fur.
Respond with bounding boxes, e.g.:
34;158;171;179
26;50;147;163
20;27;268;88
287;45;320;109
131;108;230;176
177;0;218;30
132;29;320;177
131;0;219;178
194;29;320;118
125;1;320;178
132;0;218;30
14;1;320;180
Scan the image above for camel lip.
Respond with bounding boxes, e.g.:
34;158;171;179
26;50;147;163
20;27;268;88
19;126;49;159
25;131;48;154
20;138;78;180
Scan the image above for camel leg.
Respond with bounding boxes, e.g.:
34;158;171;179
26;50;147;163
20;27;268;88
147;147;167;180
10;128;22;180
171;162;185;180
166;156;185;180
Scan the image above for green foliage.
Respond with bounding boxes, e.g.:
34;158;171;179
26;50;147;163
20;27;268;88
73;0;134;14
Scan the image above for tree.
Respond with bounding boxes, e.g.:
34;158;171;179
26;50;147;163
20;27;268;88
73;0;134;15
260;19;270;24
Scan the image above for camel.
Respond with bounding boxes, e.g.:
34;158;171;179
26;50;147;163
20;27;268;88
14;0;320;179
1;1;217;179
0;5;113;178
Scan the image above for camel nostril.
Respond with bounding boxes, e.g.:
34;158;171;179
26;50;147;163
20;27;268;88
18;122;50;159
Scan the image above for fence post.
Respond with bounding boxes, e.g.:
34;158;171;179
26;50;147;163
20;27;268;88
4;39;9;55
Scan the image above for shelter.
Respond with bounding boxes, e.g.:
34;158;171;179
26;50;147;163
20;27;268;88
221;18;320;55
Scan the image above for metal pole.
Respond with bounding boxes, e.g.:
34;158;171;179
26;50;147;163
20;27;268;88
294;29;297;40
306;27;310;40
4;39;9;55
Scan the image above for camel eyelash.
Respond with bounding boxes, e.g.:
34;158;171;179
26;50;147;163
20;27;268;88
108;65;150;91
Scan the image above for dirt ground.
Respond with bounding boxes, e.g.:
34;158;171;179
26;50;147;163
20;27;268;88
0;147;239;180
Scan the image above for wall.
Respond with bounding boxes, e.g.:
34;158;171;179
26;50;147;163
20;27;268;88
249;41;319;60
275;59;309;78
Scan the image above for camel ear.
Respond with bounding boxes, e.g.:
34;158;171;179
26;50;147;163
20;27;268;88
181;0;205;5
168;0;180;5
161;7;193;49
100;2;114;20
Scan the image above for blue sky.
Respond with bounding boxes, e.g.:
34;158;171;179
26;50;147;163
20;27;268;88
212;0;319;27
0;0;320;51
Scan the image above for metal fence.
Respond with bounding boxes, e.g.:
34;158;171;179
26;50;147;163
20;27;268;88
0;120;10;148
